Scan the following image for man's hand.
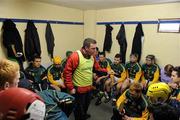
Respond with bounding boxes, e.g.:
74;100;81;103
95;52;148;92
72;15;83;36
50;84;61;91
58;79;65;88
108;70;115;75
42;76;47;80
122;115;132;120
28;79;34;83
70;88;76;94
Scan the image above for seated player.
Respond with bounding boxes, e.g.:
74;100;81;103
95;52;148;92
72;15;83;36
113;82;149;120
0;59;20;91
0;88;46;120
146;82;171;104
121;53;142;93
169;66;180;101
47;56;65;91
147;82;180;117
61;51;73;70
25;55;48;91
0;58;74;120
141;55;160;90
107;54;126;104
94;51;111;105
161;64;174;83
148;103;179;120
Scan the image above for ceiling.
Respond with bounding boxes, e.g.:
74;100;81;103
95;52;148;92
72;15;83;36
35;0;180;10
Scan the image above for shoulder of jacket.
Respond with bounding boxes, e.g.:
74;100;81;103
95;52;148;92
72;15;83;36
40;65;46;70
120;63;126;68
71;51;79;57
125;62;130;66
47;65;54;71
135;63;142;68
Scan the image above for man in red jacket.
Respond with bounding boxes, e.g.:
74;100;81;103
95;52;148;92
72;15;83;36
64;38;107;120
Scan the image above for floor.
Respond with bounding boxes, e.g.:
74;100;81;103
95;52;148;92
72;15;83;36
69;98;113;120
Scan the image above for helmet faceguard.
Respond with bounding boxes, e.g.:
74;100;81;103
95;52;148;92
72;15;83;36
26;100;46;120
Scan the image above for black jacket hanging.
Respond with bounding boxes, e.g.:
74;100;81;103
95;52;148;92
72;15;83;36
45;22;55;59
131;23;144;62
116;24;127;64
103;24;113;52
2;19;25;70
25;20;41;61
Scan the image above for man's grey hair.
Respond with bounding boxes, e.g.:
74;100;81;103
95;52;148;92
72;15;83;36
83;38;96;48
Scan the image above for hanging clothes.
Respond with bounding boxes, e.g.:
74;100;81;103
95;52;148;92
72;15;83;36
45;22;55;59
25;20;41;61
2;19;25;70
103;24;113;52
116;24;127;64
131;23;144;62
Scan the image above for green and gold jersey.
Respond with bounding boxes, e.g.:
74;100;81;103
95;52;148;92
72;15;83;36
141;64;159;82
111;63;125;78
125;62;142;82
25;65;46;83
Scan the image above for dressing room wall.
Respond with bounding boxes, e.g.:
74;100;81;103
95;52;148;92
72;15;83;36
0;1;84;67
0;1;180;68
84;3;180;67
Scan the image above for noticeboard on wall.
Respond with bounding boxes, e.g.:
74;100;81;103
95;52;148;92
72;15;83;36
158;18;180;33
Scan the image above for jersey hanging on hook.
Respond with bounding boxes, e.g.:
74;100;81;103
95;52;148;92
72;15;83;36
131;23;144;62
116;24;127;64
45;22;55;59
103;24;113;52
